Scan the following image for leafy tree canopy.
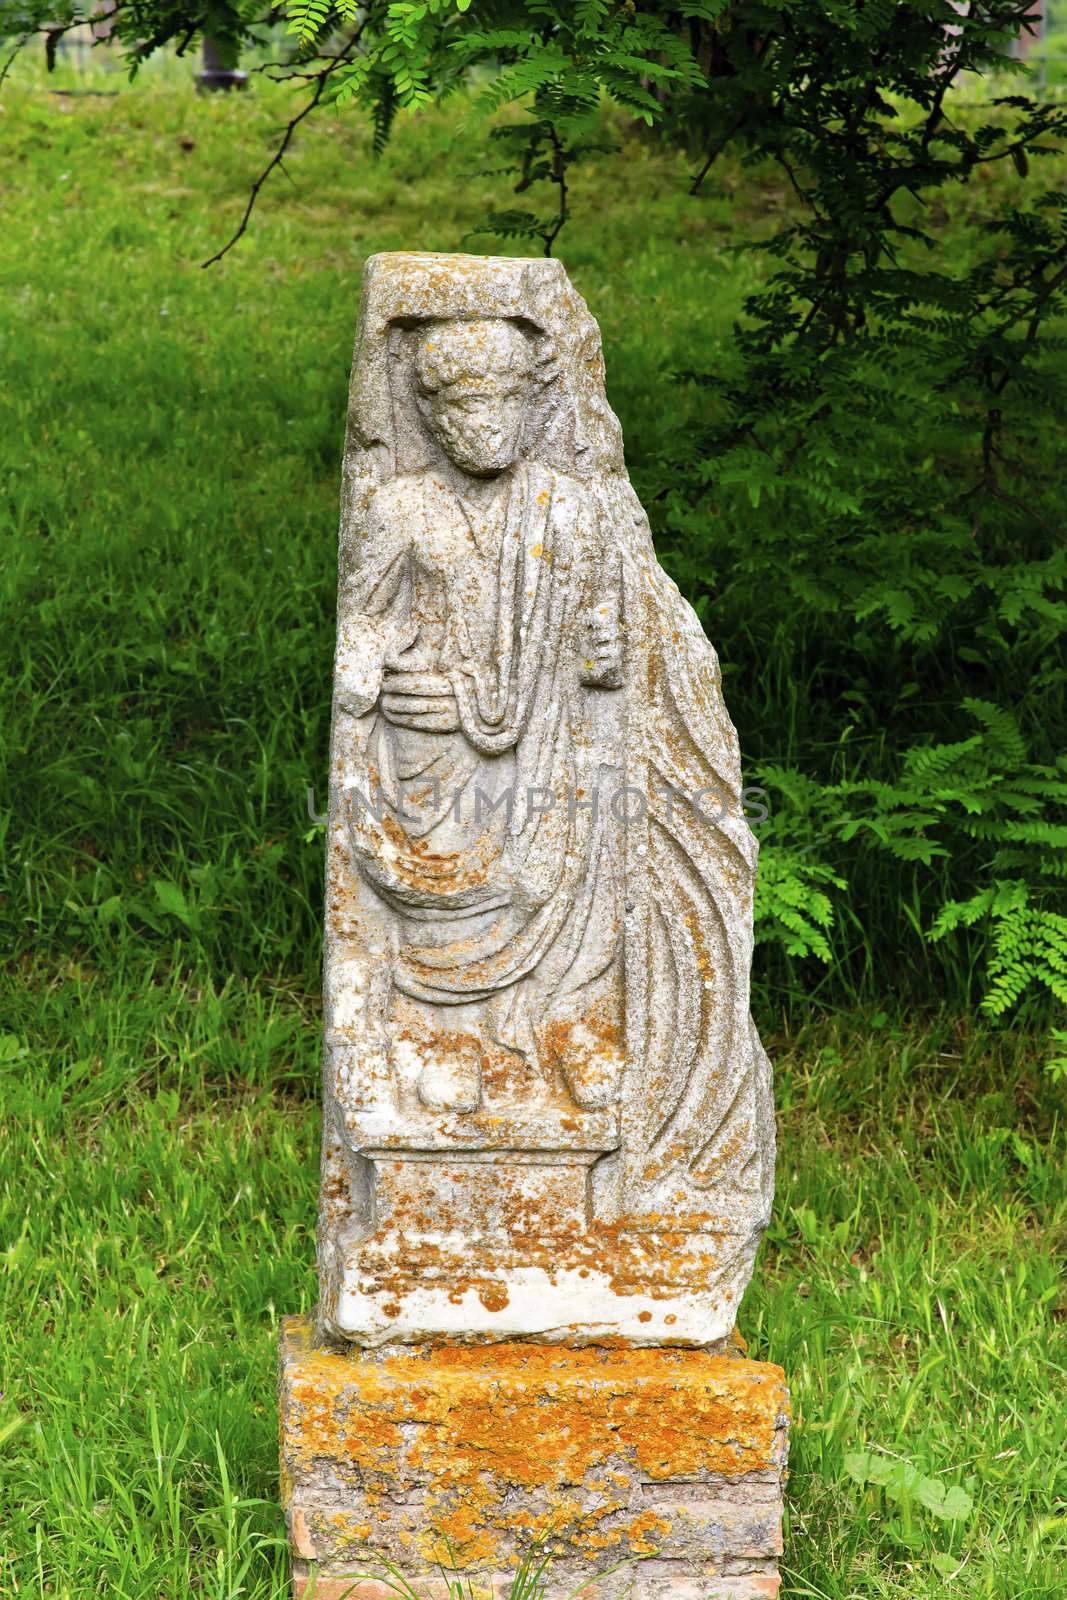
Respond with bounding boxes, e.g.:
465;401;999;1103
3;1;1065;1042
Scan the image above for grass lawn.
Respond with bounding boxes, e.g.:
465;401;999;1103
1;48;1064;1600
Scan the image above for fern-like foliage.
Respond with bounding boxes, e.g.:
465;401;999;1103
981;904;1067;1016
754;847;847;964
286;0;332;47
749;706;1067;1032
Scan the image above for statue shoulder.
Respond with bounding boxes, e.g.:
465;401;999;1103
528;461;593;508
367;471;434;526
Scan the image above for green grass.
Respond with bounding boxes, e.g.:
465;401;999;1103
1;48;1064;1600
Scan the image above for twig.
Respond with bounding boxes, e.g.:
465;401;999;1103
247;45;347;81
995;258;1067;364
688;35;773;196
201;29;363;269
201;74;329;268
2;0;134;87
689;111;746;196
0;34;28;88
44;20;86;71
541;121;568;258
689;129;733;196
774;147;810;211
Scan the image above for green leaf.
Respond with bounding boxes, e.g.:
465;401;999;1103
152;879;199;933
917;1477;975;1522
931;1553;961;1577
886;1517;925;1550
844;1449;890;1485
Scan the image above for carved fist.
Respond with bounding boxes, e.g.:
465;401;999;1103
380;669;460;733
580;603;623;689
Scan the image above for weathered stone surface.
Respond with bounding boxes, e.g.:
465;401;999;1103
283;252;788;1599
289;1572;782;1600
318;252;775;1349
280;1316;788;1599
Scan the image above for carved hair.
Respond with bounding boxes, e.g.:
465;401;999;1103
412;316;559;396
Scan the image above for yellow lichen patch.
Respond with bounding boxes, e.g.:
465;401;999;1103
280;1316;789;1573
285;1367;403;1475
421;1504;498;1567
623;1511;671;1555
327;1179;754;1311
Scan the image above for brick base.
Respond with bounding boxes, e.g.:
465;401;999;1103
279;1315;789;1600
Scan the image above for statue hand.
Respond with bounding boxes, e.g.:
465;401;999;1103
335;617;419;717
336;623;388;717
580;604;623;688
380;669;460;732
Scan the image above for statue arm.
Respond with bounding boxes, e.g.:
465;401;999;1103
579;527;624;690
335;500;415;717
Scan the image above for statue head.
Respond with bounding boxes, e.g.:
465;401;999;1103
414;318;543;477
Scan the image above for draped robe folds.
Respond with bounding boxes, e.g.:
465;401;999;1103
337;457;773;1223
340;459;624;1063
606;473;775;1220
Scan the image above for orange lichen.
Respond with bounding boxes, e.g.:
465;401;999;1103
476;1282;510;1313
335;1195;747;1310
280;1316;788;1574
538;1004;625;1110
623;1511;671;1555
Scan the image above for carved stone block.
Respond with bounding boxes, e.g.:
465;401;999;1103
317;252;775;1348
279;1316;788;1599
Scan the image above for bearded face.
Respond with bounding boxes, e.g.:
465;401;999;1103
415;318;535;476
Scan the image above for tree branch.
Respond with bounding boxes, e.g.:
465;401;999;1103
0;33;29;88
201;74;329;268
201;30;364;269
44;18;89;71
541;121;568;258
688;36;773;196
688;114;745;196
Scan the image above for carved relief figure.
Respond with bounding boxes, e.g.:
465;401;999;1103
318;255;775;1346
335;317;626;1119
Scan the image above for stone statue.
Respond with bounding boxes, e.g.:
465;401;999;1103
281;254;789;1600
317;253;775;1350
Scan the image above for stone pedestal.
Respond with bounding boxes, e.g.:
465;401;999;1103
279;1316;788;1600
